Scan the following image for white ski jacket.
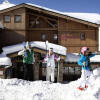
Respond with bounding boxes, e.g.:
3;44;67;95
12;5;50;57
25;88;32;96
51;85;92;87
44;54;60;68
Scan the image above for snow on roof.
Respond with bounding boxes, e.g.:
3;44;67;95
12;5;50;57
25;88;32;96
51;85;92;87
65;53;100;63
65;53;80;62
0;1;100;25
2;41;67;56
26;3;64;15
63;12;100;25
26;3;100;25
0;52;12;66
30;41;67;56
0;0;15;11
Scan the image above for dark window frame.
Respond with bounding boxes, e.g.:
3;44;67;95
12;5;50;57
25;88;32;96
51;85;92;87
3;15;11;23
14;15;22;23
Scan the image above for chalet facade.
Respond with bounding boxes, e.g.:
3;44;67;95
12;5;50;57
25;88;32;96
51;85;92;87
0;3;99;53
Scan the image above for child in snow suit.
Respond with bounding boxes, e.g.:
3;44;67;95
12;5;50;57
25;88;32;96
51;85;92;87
18;42;35;81
44;48;60;82
78;47;96;90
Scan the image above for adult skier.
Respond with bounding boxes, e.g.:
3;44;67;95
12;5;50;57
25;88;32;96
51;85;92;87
78;47;98;90
18;42;35;81
44;48;60;82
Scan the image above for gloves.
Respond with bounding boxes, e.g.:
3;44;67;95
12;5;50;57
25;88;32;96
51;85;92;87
83;62;85;67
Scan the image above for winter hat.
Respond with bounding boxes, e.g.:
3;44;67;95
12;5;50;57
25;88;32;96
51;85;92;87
81;47;89;54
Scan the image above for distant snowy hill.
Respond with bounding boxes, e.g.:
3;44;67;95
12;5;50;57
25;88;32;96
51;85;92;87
0;68;99;100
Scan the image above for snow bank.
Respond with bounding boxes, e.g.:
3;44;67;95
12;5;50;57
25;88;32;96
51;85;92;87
93;68;100;76
0;53;12;66
90;55;100;62
0;68;99;100
3;41;67;56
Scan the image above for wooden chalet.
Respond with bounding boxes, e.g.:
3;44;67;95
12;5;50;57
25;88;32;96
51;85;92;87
0;3;99;53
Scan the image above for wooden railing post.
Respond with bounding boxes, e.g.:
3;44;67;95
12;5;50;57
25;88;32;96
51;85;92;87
33;61;39;80
57;61;63;83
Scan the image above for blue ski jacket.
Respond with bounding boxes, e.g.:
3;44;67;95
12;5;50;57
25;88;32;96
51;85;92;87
78;54;96;70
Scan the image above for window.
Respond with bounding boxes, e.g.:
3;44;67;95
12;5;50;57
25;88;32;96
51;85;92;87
15;15;21;22
42;34;46;41
54;34;58;40
81;33;85;40
4;15;10;22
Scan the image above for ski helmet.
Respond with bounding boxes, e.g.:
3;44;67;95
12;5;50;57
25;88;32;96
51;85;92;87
81;47;89;54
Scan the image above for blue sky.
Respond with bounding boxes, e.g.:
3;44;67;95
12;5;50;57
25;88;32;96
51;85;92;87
1;0;100;13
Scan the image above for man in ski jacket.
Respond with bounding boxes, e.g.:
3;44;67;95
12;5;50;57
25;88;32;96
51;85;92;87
44;48;60;82
78;47;96;90
18;43;35;81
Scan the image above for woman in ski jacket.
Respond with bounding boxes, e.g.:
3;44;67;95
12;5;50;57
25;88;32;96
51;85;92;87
78;47;96;90
44;48;60;82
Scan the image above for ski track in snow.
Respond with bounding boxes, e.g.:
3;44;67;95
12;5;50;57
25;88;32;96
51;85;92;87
0;68;99;100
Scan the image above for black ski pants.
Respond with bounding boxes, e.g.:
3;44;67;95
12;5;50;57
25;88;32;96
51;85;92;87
23;63;34;81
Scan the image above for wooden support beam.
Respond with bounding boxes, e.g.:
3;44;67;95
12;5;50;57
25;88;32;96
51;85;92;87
27;28;58;30
30;16;40;27
43;17;56;28
28;12;57;22
58;29;96;32
33;62;39;80
57;62;63;82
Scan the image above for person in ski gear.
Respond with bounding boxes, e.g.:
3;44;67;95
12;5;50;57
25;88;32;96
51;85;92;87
18;42;35;81
44;48;60;82
78;47;96;90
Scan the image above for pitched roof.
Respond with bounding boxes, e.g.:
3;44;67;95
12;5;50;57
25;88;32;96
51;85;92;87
64;12;100;25
0;1;100;27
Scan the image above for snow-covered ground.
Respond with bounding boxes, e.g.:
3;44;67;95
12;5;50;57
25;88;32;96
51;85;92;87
0;68;99;100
